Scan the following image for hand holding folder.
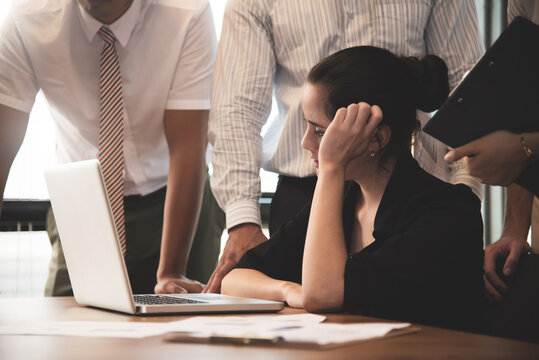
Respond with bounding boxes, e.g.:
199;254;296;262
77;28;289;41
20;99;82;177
423;16;539;194
444;130;537;188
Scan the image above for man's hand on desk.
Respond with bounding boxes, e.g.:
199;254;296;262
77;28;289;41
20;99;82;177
154;275;204;294
203;223;268;294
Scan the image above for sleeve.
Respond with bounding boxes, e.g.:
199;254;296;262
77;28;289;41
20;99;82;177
166;2;217;110
207;0;276;229
343;187;484;313
507;0;530;23
234;203;311;284
421;0;486;198
0;7;39;113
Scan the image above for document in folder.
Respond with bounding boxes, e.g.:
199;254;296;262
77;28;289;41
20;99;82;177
423;16;539;194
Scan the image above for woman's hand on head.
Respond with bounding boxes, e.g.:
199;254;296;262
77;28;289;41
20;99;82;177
318;103;383;173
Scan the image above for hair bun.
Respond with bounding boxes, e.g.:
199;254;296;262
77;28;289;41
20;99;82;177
402;55;449;112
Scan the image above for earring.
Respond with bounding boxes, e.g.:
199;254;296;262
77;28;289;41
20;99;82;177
370;151;376;159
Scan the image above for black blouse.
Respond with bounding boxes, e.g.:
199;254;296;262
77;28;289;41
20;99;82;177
235;154;485;332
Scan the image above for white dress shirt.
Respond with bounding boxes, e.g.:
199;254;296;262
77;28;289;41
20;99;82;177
0;0;216;196
209;0;485;229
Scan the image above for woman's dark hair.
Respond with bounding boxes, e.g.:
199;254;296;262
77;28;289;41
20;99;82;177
307;46;449;159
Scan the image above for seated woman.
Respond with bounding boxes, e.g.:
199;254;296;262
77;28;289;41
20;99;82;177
221;46;485;332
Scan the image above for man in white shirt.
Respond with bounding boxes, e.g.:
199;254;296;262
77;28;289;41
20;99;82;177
0;0;224;295
206;0;485;293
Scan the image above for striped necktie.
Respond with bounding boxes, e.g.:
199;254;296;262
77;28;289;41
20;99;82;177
97;26;126;255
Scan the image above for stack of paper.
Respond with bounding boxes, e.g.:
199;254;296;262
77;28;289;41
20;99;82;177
0;314;417;348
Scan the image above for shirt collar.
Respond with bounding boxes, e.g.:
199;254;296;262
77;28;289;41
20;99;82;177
341;153;422;253
78;0;142;48
372;153;425;238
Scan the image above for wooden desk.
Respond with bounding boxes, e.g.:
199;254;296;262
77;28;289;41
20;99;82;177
0;297;537;359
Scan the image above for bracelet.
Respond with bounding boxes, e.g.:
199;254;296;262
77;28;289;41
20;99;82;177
520;134;536;162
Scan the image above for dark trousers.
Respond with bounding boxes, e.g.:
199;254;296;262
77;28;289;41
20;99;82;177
268;175;317;236
44;173;225;296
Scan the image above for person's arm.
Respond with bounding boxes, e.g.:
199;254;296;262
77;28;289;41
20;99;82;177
0;104;29;216
444;131;538;186
483;183;533;301
507;0;534;24
222;269;302;308
222;200;311;306
154;1;217;293
154;110;207;294
302;164;347;312
205;0;276;293
204;224;267;293
0;7;40;215
424;0;485;198
302;104;382;312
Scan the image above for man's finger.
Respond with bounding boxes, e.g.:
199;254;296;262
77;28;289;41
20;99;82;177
179;280;203;293
444;142;476;162
204;266;228;293
166;282;187;294
484;267;509;294
484;275;502;302
483;252;509;294
503;241;531;277
208;267;230;294
503;249;522;278
203;272;217;293
205;275;222;294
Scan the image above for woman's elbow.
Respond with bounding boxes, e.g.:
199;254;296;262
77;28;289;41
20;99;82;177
221;269;238;295
302;293;342;313
301;277;344;312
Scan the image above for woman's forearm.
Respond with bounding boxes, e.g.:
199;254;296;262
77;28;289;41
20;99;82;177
222;268;296;303
302;169;347;312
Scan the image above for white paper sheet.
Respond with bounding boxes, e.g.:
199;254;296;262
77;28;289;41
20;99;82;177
272;322;411;345
0;321;169;338
166;315;411;346
166;313;326;335
0;314;410;345
0;314;325;339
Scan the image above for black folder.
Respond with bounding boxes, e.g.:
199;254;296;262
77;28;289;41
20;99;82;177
423;16;539;194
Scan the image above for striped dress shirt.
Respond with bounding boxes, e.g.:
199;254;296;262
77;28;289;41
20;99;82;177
209;0;485;229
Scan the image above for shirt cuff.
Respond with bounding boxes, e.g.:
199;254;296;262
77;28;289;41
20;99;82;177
225;199;262;230
166;99;210;110
0;94;33;113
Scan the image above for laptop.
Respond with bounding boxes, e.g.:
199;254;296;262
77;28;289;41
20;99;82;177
43;159;283;315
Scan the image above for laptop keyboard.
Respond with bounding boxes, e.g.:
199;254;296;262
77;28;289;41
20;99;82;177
133;295;206;305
